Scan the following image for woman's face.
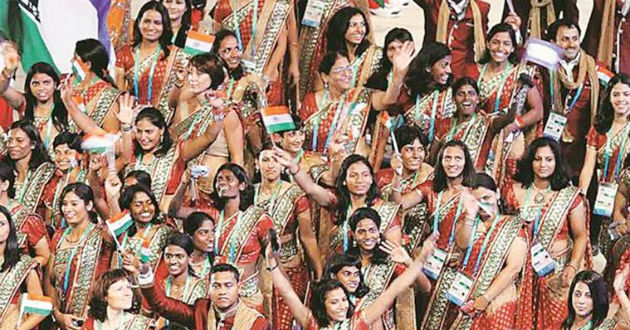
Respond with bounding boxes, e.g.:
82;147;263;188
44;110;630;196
487;31;514;64
277;130;305;155
54;144;79;172
129;191;156;224
325;288;350;322
325;56;353;93
29;73;56;103
429;55;452;85
441;146;466;179
335;266;360;293
215;169;244;199
192;220;214;253
165;244;190;277
345;162;373;196
611;82;630;117
258;150;282;182
386;39;410;62
188;65;212;94
472;186;498;219
218;36;242;70
162;0;187;22
532;146;556;180
139;9;164;42
401;139;425;172
0;212;10;244
454;84;479;116
353;219;379;251
7;128;33;162
61;191;91;226
106;279;134;311
572;281;594;318
135;119;164;152
344;14;366;46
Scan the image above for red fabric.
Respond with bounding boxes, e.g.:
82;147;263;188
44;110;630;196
417;0;490;79
414;181;466;249
115;45;173;105
299;93;317;122
305;310;369;330
11;204;49;253
375;168;395;190
0;98;13;130
583;0;630;75
273;263;309;330
214;0;267;54
216;210;273;265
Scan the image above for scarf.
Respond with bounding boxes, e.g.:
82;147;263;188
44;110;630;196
436;0;485;62
529;0;556;39
597;0;616;68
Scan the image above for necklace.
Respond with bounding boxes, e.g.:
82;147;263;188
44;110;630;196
531;182;551;204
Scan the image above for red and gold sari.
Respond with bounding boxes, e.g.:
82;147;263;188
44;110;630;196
10;203;48;260
0;255;39;329
70;79;121;132
435;114;493;171
83;313;155;330
14;162;56;215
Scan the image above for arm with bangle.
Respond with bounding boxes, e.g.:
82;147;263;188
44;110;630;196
390;175;424;210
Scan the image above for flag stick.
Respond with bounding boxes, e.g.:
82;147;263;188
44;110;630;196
17;293;25;328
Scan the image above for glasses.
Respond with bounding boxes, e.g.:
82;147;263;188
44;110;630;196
348;21;366;29
331;66;353;75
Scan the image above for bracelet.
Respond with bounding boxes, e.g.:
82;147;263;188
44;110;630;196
290;166;301;176
482;293;492;303
174;80;184;88
266;263;278;271
391;186;402;193
565;263;578;272
514;116;524;129
121;123;133;133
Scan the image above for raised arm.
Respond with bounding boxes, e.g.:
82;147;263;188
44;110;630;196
139;275;196;329
180;97;228;162
0;42;25;110
371;41;413;111
167;175;197;220
60;79;107;136
362;233;437;325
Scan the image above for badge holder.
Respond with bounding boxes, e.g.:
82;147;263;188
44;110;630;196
301;0;325;27
531;242;556;277
423;248;447;280
543;112;567;142
594;183;618;217
446;272;474;306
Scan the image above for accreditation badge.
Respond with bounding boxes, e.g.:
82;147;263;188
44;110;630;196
423;248;447;280
531;242;556;277
542;112;567;142
446;272;474;307
594;183;618;217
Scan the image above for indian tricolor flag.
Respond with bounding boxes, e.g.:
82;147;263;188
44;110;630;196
184;30;215;56
71;57;88;83
106;211;133;237
21;293;53;316
262;106;295;133
81;133;117;154
523;38;563;70
140;239;152;263
597;64;615;87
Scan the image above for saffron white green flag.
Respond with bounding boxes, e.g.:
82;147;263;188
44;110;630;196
184;30;215;55
21;293;53;316
262;106;295;133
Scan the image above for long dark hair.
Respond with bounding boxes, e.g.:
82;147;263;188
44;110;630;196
365;28;413;91
212;29;244;80
58;183;99;224
405;41;452;98
326;7;371;58
0;163;16;199
161;0;192;48
347;208;388;265
0;205;20;271
322;254;369;298
209;163;255;211
334;155;380;225
309;279;355;328
514;137;571;191
594;73;630;134
433;140;476;192
88;269;140;322
183;211;215;265
75;38;117;87
133;1;172;60
119;184;163;236
478;23;519;65
133;107;173;157
23;62;69;132
6;120;51;171
561;270;609;330
166;232;194;255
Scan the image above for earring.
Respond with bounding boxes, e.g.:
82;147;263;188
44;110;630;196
160;135;164;144
352;240;357;247
324;81;329;90
343;181;347;186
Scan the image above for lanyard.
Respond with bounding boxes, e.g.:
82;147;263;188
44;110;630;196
460;216;481;269
58;222;94;294
43;105;55;150
550;70;585;114
254;181;282;212
133;46;161;104
524;187;547;241
447;114;477;142
471;214;501;276
603;124;630;181
215;210;241;260
16;170;32;204
165;275;192;299
323;94;350;154
52;171;74;221
478;62;512;112
416;91;440;143
226;79;236;99
432;191;463;247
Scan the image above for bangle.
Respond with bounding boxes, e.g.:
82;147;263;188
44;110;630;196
391;186;402;193
482;293;492;303
565;263;578;272
290;166;301;176
514;116;524;129
174;80;184;88
266;263;278;271
121;123;133;133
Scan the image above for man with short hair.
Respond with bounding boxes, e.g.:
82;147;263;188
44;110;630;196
141;263;270;330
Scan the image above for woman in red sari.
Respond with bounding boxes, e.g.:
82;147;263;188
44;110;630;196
503;138;591;330
114;1;188;124
44;183;115;330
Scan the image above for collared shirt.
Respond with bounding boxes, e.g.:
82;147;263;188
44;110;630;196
448;0;470;21
559;51;581;84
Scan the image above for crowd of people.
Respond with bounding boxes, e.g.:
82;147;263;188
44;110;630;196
0;0;629;329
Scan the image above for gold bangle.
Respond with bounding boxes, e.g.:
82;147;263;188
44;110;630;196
565;263;578;272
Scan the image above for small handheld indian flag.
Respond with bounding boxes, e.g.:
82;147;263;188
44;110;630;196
81;134;118;154
106;211;133;238
71;58;88;83
382;112;399;154
262;106;295;133
184;31;216;55
597;64;615;88
523;38;563;70
140;239;152;263
20;293;53;316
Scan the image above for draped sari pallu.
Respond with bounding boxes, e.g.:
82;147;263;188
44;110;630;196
0;255;39;328
298;0;353;99
155;276;208;329
112;224;173;273
70;80;122;132
303;88;371;156
52;225;111;318
449;216;526;330
516;186;592;330
403;88;457;142
17;163;56;214
437;115;492;171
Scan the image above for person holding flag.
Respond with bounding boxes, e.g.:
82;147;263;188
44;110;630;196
0;205;49;330
44;183;116;330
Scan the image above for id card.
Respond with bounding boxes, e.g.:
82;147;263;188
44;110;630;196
191;165;210;178
446;272;474;306
543;113;567;142
302;0;325;27
241;60;256;73
594;183;618;217
531;242;556;277
423;248;447;280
